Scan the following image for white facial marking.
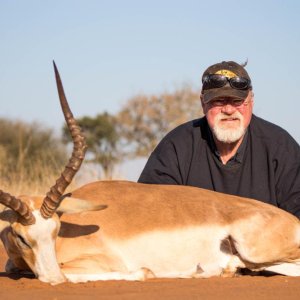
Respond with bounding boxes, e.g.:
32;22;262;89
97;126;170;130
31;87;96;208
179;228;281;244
27;210;65;284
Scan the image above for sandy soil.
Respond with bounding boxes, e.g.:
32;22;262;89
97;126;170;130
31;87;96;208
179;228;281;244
1;244;300;300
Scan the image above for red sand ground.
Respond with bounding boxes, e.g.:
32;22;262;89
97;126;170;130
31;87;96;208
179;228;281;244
1;243;300;300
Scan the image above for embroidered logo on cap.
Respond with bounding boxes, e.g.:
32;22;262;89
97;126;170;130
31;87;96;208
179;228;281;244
215;69;237;78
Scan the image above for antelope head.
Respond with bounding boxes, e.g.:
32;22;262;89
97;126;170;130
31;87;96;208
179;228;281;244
0;62;91;284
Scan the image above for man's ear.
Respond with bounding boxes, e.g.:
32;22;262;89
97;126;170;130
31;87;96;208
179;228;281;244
247;91;254;108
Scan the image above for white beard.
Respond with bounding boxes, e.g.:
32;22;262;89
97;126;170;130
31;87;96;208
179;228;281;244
212;112;246;143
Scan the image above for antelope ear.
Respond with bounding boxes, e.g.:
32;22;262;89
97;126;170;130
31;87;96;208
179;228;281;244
0;209;17;233
0;219;10;233
57;197;107;214
0;204;6;213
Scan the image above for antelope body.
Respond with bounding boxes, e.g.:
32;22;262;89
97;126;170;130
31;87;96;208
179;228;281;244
1;64;300;284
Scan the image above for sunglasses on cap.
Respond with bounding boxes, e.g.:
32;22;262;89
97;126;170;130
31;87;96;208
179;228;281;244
202;74;252;90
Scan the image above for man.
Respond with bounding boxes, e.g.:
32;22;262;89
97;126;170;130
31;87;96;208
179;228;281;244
138;60;300;219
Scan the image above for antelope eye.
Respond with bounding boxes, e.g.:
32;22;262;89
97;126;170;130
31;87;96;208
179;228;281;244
16;234;30;248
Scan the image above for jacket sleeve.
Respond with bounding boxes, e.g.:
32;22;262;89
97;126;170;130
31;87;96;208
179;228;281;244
138;139;184;185
275;138;300;219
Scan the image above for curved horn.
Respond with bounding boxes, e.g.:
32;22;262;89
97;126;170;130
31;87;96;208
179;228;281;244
40;62;87;219
0;190;35;225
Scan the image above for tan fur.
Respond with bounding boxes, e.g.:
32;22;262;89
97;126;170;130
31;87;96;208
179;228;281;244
66;180;298;237
57;181;300;275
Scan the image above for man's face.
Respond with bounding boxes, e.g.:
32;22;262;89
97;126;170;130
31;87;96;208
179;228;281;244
201;92;254;144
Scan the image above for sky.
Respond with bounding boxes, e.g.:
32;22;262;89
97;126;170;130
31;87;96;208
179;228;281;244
1;0;300;180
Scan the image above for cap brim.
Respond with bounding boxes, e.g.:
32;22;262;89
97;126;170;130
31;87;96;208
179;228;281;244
202;86;249;104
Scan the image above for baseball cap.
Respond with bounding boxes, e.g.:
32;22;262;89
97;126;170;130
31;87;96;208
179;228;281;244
201;61;252;104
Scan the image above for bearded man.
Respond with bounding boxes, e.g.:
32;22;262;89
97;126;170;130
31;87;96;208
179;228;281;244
138;61;300;219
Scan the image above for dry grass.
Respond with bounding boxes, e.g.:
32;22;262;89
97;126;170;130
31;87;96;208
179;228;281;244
0;162;121;198
3;173;53;197
0;157;124;198
0;159;80;197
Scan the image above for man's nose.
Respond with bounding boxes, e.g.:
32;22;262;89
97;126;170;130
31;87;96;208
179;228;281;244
221;103;236;114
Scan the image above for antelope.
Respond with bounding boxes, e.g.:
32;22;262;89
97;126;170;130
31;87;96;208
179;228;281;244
1;64;300;285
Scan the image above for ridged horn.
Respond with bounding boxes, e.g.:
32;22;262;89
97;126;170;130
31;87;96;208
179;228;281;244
0;190;35;225
40;61;87;219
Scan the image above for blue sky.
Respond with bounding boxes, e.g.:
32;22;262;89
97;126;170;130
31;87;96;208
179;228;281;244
1;1;300;179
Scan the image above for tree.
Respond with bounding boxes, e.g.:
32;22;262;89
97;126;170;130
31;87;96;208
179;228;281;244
117;84;203;157
63;112;121;179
